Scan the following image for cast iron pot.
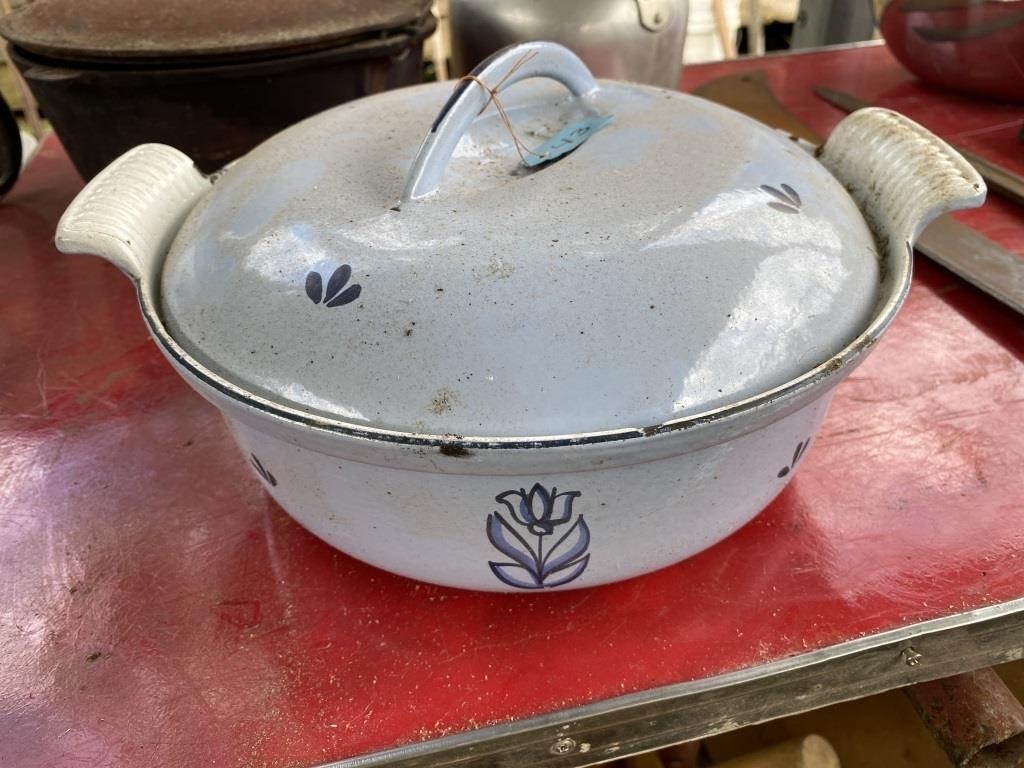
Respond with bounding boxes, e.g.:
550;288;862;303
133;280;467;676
0;0;434;179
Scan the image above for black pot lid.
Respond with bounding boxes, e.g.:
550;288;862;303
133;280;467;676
0;0;432;63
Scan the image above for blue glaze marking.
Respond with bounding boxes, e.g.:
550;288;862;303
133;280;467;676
305;265;361;308
778;438;811;478
486;483;591;589
761;183;802;214
250;454;277;486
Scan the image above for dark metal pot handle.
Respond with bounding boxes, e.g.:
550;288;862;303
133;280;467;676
0;91;22;198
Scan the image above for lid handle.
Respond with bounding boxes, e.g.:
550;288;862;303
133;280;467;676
401;42;599;203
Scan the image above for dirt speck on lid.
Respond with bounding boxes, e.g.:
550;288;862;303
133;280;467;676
430;387;459;415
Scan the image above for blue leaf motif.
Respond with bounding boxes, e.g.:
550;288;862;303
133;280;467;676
489;562;544;590
761;183;802;214
305;271;323;304
486;513;540;575
541;516;590;579
793;439;809;465
325;284;361;307
324;264;352;302
304;264;362;308
249;453;277;487
778;437;812;478
543;555;591;588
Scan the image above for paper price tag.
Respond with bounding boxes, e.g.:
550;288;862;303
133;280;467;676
522;114;613;168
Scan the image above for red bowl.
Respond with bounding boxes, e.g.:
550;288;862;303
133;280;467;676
879;0;1024;103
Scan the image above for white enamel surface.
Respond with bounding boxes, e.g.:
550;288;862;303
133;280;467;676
226;393;832;591
161;76;880;438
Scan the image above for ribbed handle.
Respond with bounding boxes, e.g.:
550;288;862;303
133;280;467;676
56;144;210;286
401;42;599;203
819;108;985;249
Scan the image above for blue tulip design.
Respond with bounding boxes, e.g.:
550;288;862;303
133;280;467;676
486;483;591;589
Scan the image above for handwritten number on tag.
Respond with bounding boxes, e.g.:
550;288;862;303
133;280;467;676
523;115;613;168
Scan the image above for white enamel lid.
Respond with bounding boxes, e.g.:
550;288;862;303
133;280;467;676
160;42;881;439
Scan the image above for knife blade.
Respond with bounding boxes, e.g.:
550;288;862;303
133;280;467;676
915;215;1024;313
815;86;1024;208
693;72;1024;315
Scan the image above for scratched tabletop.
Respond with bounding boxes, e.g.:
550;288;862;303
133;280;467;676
2;43;1023;768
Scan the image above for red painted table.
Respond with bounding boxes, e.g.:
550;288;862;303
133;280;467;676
2;43;1023;768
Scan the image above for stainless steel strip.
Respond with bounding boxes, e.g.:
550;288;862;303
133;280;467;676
317;598;1024;768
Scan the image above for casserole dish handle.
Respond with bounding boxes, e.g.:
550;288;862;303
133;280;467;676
402;41;600;202
818;107;985;249
55;144;210;290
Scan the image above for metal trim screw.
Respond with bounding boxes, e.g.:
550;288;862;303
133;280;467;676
902;647;923;666
550;737;578;755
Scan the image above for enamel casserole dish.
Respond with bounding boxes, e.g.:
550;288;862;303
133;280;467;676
56;43;985;591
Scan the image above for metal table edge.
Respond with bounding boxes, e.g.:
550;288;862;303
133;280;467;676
688;38;884;68
317;597;1024;768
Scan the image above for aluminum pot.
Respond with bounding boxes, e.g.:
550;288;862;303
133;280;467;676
55;43;984;592
449;0;688;88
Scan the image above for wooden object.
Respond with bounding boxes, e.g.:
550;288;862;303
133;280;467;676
904;669;1024;767
692;69;821;142
712;0;737;57
0;0;44;137
625;753;668;768
660;741;705;768
713;735;840;768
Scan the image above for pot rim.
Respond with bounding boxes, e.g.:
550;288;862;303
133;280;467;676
136;238;908;450
4;15;436;70
0;0;434;66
